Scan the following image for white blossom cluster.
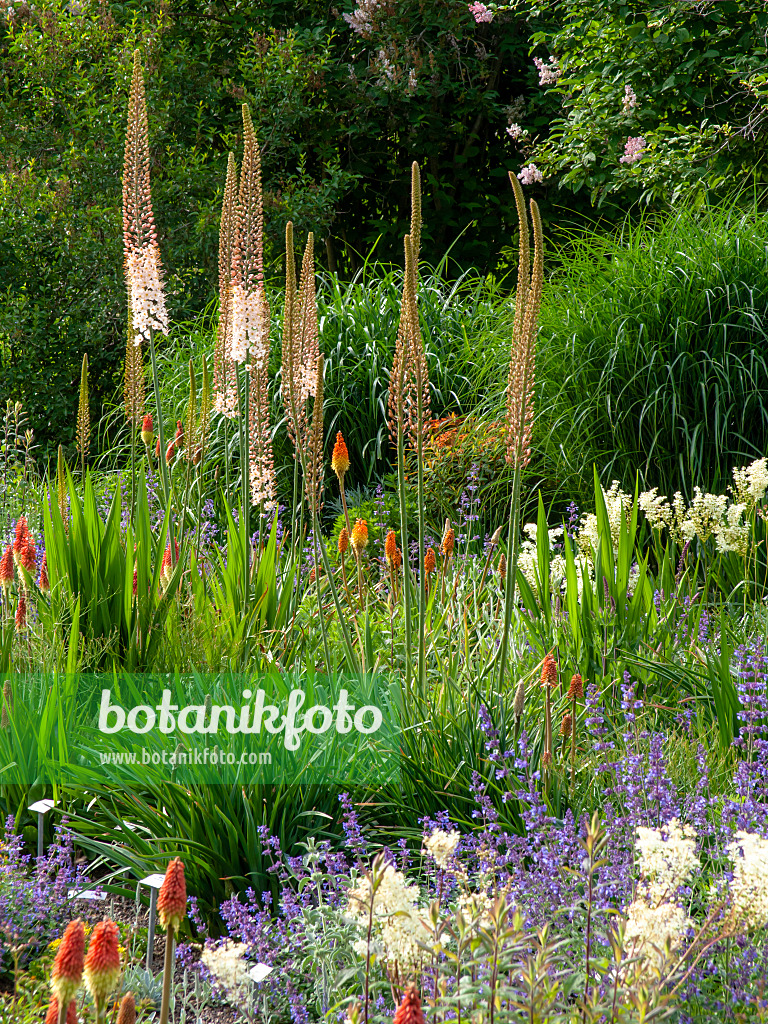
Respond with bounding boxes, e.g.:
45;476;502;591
623;820;699;976
637;459;767;555
506;123;526;140
342;0;380;37
346;864;430;971
126;244;168;346
577;480;633;558
726;831;768;932
424;828;460;870
231;284;268;366
201;939;253;1006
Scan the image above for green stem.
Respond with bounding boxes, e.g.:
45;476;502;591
159;927;175;1024
416;397;426;693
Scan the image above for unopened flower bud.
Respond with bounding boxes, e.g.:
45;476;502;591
560;712;573;739
157;857;187;934
541;653;558;688
567;673;584;701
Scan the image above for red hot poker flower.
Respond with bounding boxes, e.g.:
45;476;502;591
541;652;558;689
45;997;78;1024
15;594;26;631
384;529;397;565
157;857;187;934
20;535;36;574
84;919;121;1008
50;919;85;1008
393;986;426;1024
0;545;13;587
13;515;28;554
141;413;153;446
331;431;350;479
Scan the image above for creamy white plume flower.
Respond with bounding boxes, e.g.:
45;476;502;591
127;244;168;345
635;819;699;903
623;897;690;974
732;457;768;507
346;864;430;970
725;832;768;931
424;829;460;870
715;502;749;556
201;939;252;1006
639;488;672;531
684;487;728;543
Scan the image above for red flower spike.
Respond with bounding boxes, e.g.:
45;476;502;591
541;652;558;689
384;529;397;566
20;535;36;574
45;997;78;1024
141;413;153;446
15;593;26;631
157;857;187;934
331;431;350;479
50;919;85;1009
83;919;121;1008
0;545;13;587
393;985;425;1024
13;515;28;554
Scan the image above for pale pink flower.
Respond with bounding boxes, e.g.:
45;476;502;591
468;2;493;23
623;84;638;113
506;123;525;140
517;164;543;185
620;136;646;164
534;55;560;86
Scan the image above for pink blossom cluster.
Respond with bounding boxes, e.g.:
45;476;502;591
534;55;560;86
620;136;646;165
468;2;493;24
517;163;543;185
342;0;380;37
623;84;637;113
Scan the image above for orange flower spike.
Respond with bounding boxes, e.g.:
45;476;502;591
0;545;13;588
165;440;176;466
39;552;49;593
45;998;78;1024
541;652;558;689
331;431;350;480
50;919;85;1009
393;985;426;1024
84;919;121;1008
392;547;402;571
440;520;454;559
141;413;153;446
155;435;161;458
116;991;136;1024
157;857;187;934
13;515;28;554
350;519;368;556
567;673;584;700
384;529;397;565
174;420;184;448
15;593;26;631
20;535;36;574
338;527;349;555
424;548;436;575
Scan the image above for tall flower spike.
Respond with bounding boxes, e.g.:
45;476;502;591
157;858;187;934
15;593;26;631
505;171;543;469
332;431;350;480
76;352;90;470
123;309;145;425
123;50;168;348
283;229;320;456
231;106;267;366
116;992;136;1024
306;354;325;514
0;545;13;589
249;322;277;511
84;919;121;1011
50;919;85;1009
214;152;239;417
388;165;429;449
